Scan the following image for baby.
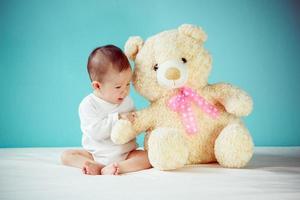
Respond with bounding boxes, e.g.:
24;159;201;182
61;45;151;175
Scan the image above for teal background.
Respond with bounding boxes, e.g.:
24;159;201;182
0;0;299;147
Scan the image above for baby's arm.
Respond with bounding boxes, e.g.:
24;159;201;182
119;97;137;123
79;102;119;141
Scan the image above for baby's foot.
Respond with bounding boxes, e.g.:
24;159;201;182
82;161;103;175
101;163;120;175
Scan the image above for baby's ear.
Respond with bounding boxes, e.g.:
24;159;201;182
178;24;207;43
125;36;144;61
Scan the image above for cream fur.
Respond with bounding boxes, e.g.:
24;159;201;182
111;24;254;170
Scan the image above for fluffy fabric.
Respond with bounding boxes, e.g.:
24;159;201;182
111;24;254;170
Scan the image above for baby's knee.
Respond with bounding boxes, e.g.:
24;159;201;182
60;150;76;165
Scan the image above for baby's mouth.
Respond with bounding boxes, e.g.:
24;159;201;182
118;97;124;101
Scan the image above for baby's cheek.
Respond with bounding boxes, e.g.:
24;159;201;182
114;91;120;97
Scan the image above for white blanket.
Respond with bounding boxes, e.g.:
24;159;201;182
0;147;299;200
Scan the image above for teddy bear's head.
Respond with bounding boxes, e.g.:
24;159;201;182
125;24;212;102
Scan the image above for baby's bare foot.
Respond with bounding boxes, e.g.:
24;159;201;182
101;163;119;175
82;161;103;175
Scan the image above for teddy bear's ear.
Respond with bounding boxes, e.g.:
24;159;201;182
178;24;207;43
124;36;144;61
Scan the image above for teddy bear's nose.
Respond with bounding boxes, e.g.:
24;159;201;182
165;67;181;80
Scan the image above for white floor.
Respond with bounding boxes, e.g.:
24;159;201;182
0;147;299;200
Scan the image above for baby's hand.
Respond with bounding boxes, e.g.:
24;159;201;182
119;112;136;123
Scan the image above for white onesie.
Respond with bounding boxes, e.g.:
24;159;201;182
79;93;137;165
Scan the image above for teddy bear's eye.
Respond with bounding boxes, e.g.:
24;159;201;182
181;58;187;63
153;64;158;71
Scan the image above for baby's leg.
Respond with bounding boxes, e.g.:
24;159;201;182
100;163;120;175
61;149;93;168
102;150;151;175
61;149;104;175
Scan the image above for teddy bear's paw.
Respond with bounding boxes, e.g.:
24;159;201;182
111;119;136;144
215;123;254;168
148;128;189;170
225;91;253;117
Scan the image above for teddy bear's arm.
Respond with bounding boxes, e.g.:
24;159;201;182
131;107;155;133
204;83;253;117
111;107;154;144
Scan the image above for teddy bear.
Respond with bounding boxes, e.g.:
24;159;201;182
111;24;254;170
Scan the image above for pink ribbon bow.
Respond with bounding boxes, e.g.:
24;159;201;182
168;86;219;135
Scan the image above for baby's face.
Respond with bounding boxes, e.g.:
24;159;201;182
99;68;132;104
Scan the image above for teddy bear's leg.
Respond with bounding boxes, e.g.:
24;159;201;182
214;123;254;168
147;128;189;170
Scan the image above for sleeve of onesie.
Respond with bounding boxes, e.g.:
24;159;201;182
79;102;119;141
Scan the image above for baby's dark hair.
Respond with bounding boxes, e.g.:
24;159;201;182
87;45;130;82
